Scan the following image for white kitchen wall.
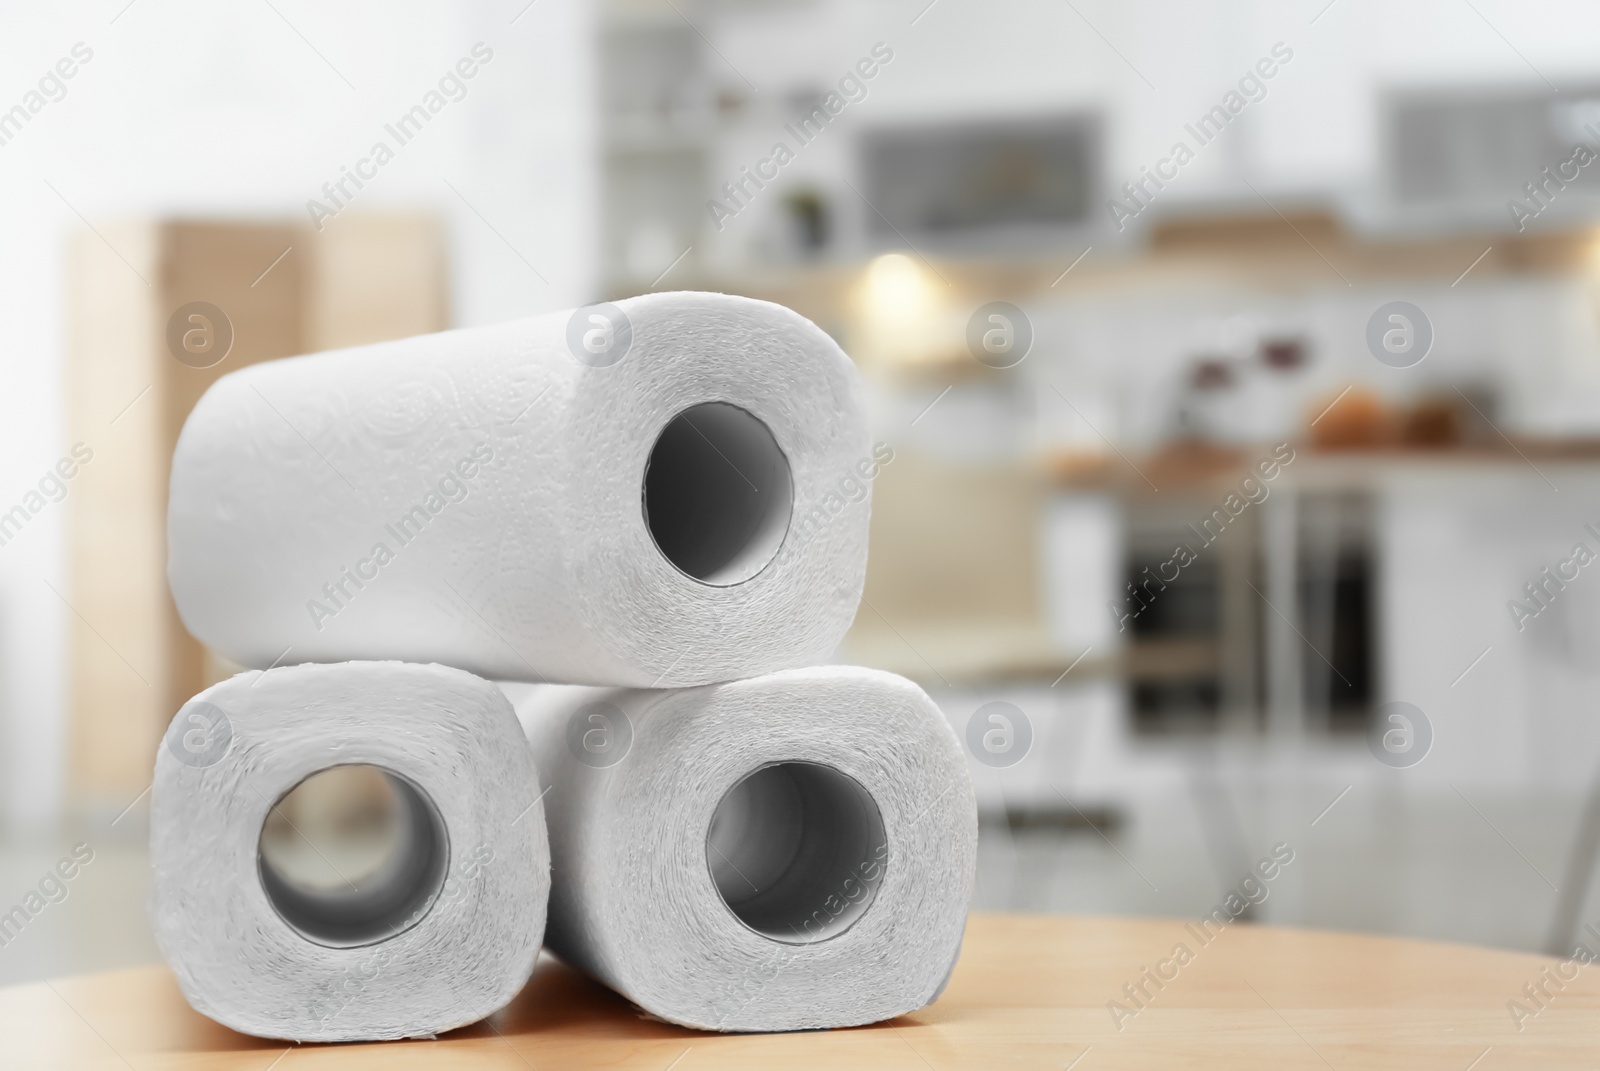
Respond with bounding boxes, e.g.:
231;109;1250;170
0;0;597;830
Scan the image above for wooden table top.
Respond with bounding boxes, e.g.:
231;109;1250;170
9;913;1598;1070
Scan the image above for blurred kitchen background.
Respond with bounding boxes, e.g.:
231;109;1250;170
8;0;1600;985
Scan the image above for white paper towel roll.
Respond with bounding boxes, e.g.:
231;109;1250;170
168;291;872;687
150;661;550;1042
505;665;977;1032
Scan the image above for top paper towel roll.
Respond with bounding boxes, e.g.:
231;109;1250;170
168;291;874;686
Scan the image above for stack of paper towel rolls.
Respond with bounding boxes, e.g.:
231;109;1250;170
152;290;977;1041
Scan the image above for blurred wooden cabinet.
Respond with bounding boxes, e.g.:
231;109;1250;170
65;215;448;801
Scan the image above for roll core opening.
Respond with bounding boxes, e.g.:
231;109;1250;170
643;402;793;586
706;761;886;945
258;764;450;949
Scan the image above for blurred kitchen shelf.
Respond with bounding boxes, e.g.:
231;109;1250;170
985;802;1125;834
610;210;1600;305
1124;637;1218;682
839;621;1109;689
603;118;714;152
842;627;1224;696
1047;439;1600;496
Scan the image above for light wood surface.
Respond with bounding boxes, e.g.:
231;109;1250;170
8;912;1598;1069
